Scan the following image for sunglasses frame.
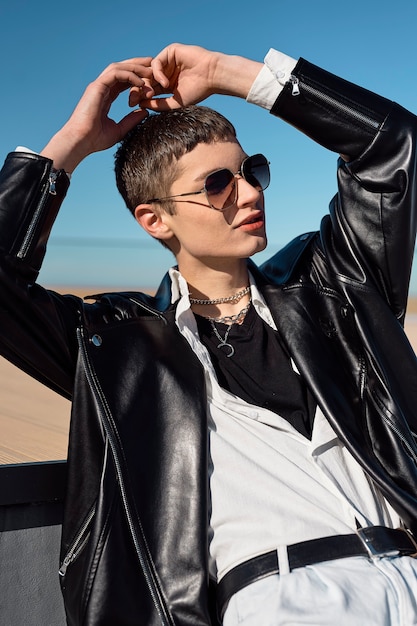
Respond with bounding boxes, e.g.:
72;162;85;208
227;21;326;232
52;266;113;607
146;154;270;211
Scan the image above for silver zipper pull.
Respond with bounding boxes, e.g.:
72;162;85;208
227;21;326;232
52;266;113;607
49;171;58;196
59;555;72;576
289;75;300;96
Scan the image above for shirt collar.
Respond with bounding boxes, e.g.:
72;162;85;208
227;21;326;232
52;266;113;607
169;267;198;336
168;265;277;331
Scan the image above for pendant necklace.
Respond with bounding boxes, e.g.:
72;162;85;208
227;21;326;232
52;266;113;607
210;321;235;357
207;301;251;358
190;284;251;358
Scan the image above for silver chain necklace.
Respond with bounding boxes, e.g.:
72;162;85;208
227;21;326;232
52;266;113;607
190;285;250;306
208;301;251;358
206;300;251;325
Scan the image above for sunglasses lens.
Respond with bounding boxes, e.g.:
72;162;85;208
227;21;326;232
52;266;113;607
203;155;269;210
205;169;236;210
243;154;270;191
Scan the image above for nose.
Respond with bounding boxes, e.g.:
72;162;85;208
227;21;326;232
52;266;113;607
235;175;263;208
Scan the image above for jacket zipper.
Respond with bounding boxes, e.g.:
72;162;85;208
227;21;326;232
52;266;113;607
371;388;417;465
76;326;173;626
387;420;417;465
289;75;380;130
17;169;58;259
59;505;96;577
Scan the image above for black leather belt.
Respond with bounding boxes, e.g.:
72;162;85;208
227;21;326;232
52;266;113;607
216;527;417;620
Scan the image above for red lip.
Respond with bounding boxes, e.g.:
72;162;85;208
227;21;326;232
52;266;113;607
236;211;265;230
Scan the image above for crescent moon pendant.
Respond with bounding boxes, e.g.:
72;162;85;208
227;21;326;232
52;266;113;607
217;342;235;358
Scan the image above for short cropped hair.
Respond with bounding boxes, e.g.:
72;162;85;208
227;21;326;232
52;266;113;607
114;105;237;217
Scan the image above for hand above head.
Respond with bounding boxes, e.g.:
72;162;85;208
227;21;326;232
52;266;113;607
41;58;155;173
132;43;262;111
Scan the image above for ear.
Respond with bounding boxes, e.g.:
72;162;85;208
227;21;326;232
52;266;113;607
134;204;174;243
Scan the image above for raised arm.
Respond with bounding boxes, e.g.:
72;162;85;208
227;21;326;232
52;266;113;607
0;58;155;395
141;43;417;317
41;57;153;172
133;43;262;110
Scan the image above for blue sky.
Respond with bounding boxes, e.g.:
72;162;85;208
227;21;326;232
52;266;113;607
2;0;417;291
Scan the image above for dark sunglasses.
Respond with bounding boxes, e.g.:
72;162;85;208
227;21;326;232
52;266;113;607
147;153;270;211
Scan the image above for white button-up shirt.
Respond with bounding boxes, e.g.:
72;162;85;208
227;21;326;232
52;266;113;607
170;269;401;582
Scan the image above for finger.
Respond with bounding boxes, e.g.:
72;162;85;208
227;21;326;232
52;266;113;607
102;69;155;110
116;108;149;140
140;96;183;112
98;57;153;79
98;60;154;93
129;84;155;107
151;58;171;89
150;46;179;88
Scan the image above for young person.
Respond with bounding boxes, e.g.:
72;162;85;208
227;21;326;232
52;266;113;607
1;43;417;625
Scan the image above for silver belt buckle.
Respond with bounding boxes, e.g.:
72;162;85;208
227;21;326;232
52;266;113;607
356;528;400;559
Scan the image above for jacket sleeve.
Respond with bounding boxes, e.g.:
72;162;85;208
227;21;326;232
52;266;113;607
0;151;81;399
271;59;417;321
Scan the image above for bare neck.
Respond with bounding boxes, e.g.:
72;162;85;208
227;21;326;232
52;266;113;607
180;259;251;322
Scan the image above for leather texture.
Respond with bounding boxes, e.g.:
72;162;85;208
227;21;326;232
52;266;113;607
1;58;417;624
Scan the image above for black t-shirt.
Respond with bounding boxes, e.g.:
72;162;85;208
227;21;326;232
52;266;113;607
195;304;316;439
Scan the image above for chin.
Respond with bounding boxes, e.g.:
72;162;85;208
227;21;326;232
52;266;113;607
251;235;268;255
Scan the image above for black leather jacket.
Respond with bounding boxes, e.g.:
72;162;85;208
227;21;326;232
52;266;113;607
1;58;417;626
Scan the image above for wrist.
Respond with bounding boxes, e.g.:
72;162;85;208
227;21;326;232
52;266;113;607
40;126;91;173
213;53;263;99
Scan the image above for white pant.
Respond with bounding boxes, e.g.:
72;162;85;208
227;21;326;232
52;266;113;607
223;555;417;625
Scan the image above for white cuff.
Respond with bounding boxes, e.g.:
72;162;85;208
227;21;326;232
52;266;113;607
246;48;298;110
15;146;37;154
